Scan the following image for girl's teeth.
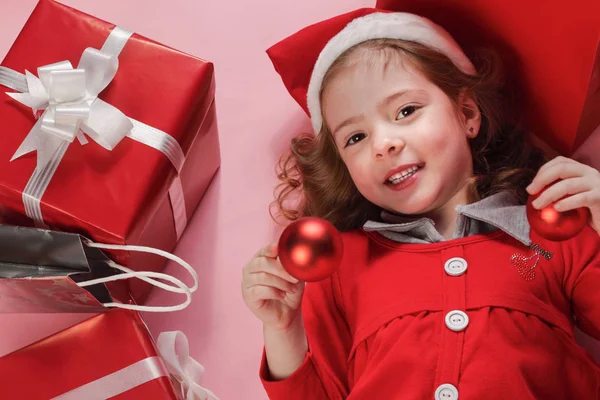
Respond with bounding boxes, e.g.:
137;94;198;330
387;166;419;184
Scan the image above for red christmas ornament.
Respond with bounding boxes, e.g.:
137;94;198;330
526;188;589;242
278;217;343;282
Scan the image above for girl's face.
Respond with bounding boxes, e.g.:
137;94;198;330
322;50;480;221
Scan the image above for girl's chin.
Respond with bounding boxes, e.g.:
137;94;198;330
386;200;436;217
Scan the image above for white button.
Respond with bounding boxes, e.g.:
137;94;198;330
445;310;469;332
444;257;467;276
435;383;459;400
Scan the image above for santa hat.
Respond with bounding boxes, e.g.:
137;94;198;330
267;8;476;134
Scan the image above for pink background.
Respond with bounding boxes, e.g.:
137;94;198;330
0;0;371;398
0;1;598;399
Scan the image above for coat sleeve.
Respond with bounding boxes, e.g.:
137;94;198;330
563;225;600;339
260;271;352;399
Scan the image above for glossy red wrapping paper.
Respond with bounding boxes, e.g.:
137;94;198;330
0;309;178;399
375;0;600;156
0;0;221;303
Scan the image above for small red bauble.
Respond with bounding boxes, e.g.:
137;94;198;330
278;217;343;282
526;189;589;242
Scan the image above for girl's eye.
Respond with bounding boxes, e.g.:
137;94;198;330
396;105;419;119
345;133;365;147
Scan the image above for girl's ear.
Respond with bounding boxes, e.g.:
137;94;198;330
459;92;482;138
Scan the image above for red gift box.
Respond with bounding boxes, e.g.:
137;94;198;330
0;0;220;303
375;0;600;156
0;309;181;399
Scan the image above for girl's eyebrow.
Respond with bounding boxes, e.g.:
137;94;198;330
378;89;427;109
332;115;364;137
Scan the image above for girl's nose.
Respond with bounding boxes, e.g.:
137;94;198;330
373;128;405;159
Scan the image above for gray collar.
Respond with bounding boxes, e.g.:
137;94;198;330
362;191;531;246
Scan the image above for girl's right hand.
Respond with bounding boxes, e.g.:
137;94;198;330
242;243;305;331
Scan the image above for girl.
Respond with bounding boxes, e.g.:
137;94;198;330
241;8;600;399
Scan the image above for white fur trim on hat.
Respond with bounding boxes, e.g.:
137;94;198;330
307;12;476;134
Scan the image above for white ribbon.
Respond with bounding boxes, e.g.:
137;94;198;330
51;331;218;400
51;357;168;400
8;51;133;170
0;27;188;238
157;331;219;400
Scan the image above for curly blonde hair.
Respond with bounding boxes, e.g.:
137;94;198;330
271;39;548;231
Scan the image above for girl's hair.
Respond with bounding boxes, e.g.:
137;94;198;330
270;38;548;231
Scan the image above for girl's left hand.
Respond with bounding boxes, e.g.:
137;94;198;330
526;156;600;234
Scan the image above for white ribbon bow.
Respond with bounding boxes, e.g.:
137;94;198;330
157;331;220;400
7;47;133;171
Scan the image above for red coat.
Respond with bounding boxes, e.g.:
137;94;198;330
260;226;600;399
